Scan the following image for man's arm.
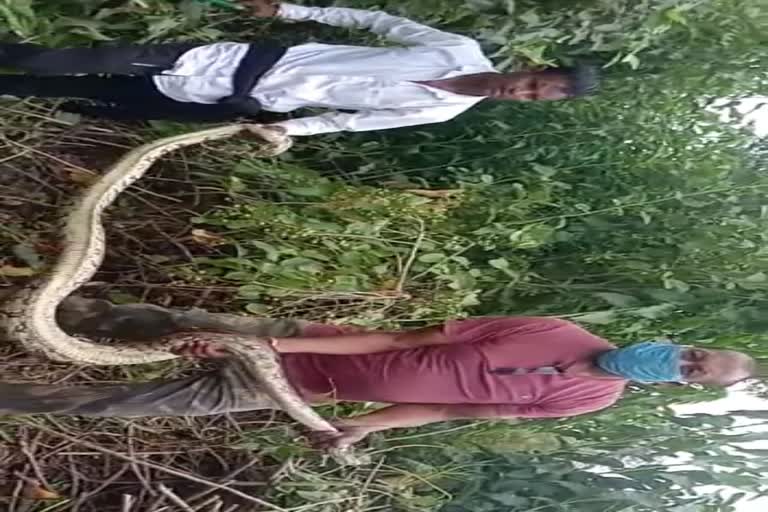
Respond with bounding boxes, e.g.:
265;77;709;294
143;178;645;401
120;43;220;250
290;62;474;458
273;324;452;355
269;105;468;136
275;315;566;355
309;393;621;449
309;403;515;448
241;1;478;48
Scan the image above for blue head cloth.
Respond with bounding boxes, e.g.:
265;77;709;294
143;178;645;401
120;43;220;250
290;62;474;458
596;341;684;383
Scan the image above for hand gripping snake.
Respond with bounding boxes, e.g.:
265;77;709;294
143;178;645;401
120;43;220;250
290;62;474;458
0;124;363;465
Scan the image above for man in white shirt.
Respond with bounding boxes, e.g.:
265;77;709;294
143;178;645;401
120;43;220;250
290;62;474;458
0;0;598;136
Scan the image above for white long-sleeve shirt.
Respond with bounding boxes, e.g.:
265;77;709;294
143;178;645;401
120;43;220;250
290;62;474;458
151;3;496;136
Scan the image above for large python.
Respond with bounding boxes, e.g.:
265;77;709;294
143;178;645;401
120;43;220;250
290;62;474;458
0;124;362;464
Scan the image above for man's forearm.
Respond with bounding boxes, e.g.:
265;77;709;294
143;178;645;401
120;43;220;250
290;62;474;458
275;332;398;354
273;325;447;355
340;403;503;433
273;3;473;47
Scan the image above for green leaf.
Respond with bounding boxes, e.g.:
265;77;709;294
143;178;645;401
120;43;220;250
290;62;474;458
663;277;690;292
487;493;528;506
237;285;263;299
301;249;331;261
519;10;541;26
489;258;510;270
631;304;676;319
332;275;361;291
250;241;281;262
0;4;32;36
460;292;481;307
593;292;638;307
571;310;617;324
287;184;335;197
531;163;557;178
622;54;640;69
418;253;446;263
12;244;41;268
56;16;113;40
244;303;268;314
146;16;181;38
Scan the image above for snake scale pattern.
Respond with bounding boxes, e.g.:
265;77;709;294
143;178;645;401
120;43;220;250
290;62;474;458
0;124;362;465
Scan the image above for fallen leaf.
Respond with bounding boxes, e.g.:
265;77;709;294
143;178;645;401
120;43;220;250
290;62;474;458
23;485;61;500
65;167;98;186
190;229;227;247
0;265;38;277
1;478;63;501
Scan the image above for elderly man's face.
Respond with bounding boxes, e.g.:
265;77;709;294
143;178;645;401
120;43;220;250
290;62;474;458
679;347;754;386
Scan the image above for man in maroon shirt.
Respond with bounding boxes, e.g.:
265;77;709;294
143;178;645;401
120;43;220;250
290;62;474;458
0;300;756;450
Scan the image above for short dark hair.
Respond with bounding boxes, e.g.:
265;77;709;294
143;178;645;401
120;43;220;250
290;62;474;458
540;63;600;97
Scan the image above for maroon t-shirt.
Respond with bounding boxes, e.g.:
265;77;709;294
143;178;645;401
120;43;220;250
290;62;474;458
281;316;627;419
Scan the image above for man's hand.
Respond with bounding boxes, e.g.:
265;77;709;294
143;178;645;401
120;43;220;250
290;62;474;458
239;0;279;17
241;124;292;153
242;123;287;138
305;423;373;450
260;124;287;136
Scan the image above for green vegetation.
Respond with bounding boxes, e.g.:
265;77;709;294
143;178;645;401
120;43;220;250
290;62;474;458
0;0;767;510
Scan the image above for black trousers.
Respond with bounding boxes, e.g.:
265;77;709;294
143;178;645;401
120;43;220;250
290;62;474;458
0;42;198;75
0;42;259;122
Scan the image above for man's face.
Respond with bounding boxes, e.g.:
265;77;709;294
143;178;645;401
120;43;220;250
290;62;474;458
679;347;753;386
491;71;572;102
